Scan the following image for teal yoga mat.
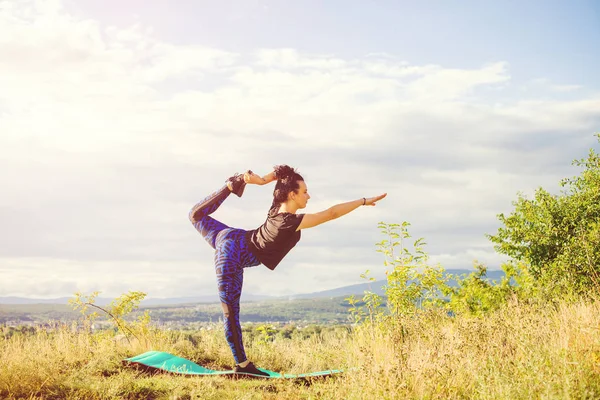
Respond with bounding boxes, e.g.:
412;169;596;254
124;351;343;379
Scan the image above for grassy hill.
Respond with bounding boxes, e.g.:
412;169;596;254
1;298;598;399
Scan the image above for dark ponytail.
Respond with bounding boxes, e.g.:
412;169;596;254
269;164;304;215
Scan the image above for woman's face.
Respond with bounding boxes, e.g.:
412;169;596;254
292;180;310;209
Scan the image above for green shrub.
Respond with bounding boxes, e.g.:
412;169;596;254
488;133;600;296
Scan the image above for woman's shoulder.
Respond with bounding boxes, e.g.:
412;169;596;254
268;211;303;226
268;211;292;220
270;211;303;217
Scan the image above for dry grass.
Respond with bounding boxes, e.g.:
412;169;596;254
2;299;600;399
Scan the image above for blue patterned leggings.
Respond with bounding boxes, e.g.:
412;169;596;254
189;184;260;364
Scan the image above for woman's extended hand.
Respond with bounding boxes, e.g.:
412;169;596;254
364;193;387;206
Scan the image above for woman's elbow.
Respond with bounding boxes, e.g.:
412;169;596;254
328;208;339;221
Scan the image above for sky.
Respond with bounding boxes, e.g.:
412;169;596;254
1;0;599;299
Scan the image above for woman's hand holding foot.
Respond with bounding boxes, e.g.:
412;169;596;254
244;171;276;185
243;171;260;184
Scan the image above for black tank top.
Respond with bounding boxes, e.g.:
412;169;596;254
245;211;305;270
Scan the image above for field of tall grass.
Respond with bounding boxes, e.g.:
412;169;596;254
2;298;599;399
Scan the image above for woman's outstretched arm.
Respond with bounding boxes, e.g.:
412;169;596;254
297;193;387;231
244;171;276;186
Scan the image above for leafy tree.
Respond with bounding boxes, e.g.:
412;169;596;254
70;291;152;345
347;222;450;323
446;262;521;315
487;134;600;296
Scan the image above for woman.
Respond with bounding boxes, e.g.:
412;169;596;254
189;165;386;376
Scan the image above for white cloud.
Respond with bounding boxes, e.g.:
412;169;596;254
1;0;599;299
255;48;347;69
529;78;583;93
405;62;510;101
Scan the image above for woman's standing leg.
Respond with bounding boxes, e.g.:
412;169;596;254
214;229;247;363
214;229;262;366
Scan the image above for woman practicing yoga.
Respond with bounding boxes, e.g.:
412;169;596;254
189;165;386;376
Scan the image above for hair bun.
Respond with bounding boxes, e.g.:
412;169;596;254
269;165;304;213
274;164;296;180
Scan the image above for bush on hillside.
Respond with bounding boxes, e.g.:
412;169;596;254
488;133;600;296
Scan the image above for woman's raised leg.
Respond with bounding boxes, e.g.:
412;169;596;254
189;185;232;249
188;174;247;248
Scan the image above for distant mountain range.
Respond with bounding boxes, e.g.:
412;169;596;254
0;269;506;305
286;269;506;299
